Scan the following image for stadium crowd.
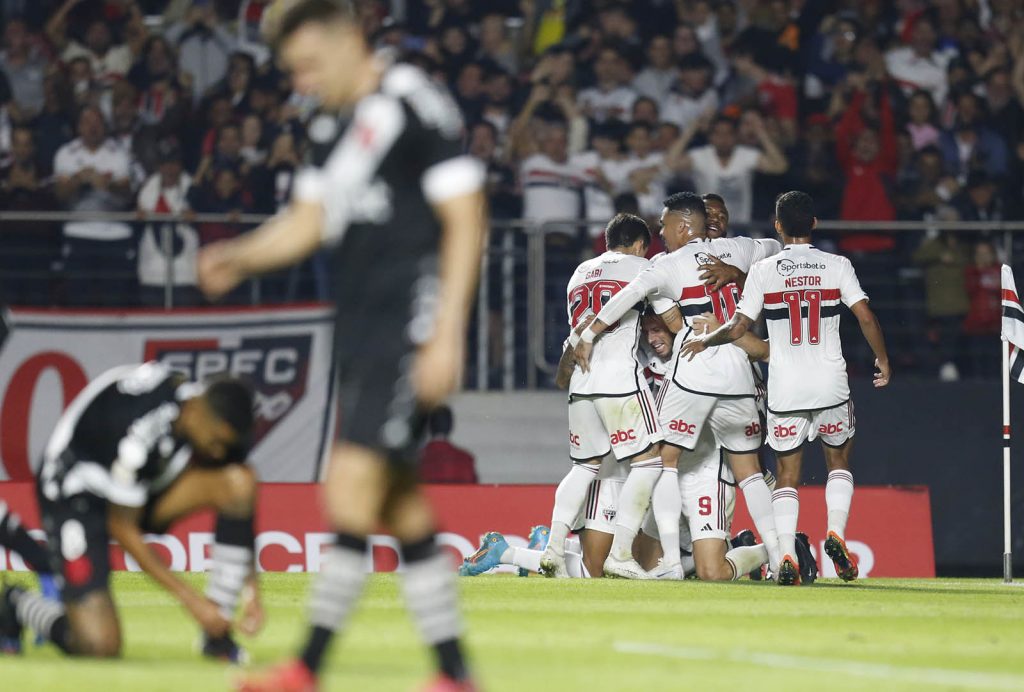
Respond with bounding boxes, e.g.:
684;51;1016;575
0;0;1022;378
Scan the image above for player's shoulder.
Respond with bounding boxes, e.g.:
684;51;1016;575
380;62;463;137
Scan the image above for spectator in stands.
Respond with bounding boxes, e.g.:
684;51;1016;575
790;113;842;220
630;96;659;126
662;52;718;131
480;68;515;138
135;137;199;307
669;113;788;226
914;231;970;382
0;17;48;124
895;145;959;220
47;7;132;90
166;4;236;104
732;51;798;145
53;105;135;307
518;117;584;229
468;119;520;219
955;170;1005;227
210;51;256;115
128;35;191;139
632;34;677;106
805;13;861;108
186;164;252;246
419;406;478;484
963;240;1003;378
109;82;147;185
984;67;1024;146
906;89;941;151
885;14;955;106
239;113;266;169
67;56;104;114
577;120;626;233
453;61;485;123
0;126;57;305
477;13;518;74
577;44;636;123
623;121;667;218
32;71;73;175
938;91;1009;183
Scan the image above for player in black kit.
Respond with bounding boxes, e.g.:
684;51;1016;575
0;362;262;660
196;1;486;690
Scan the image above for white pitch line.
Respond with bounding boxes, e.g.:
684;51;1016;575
613;641;1024;691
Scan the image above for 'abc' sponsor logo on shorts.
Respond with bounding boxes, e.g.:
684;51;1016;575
668;420;696;435
610;429;637;444
818;422;844;435
569;432;581;446
773;424;798;439
744;422;762;437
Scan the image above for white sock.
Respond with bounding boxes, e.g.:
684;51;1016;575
826;469;854;538
725;544;768;580
501;546;542;573
739;474;782;571
564;550;585;578
680;553;695;577
772;487;800;562
548;463;600;554
610;458;662;561
652;468;682;568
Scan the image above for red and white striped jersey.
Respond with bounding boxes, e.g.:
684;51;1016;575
736;244;868;413
567;251;650;397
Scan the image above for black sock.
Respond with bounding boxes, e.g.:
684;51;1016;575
298;532;369;674
0;505;52;575
434;638;468;682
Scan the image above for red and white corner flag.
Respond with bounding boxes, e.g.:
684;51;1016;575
1002;264;1024;384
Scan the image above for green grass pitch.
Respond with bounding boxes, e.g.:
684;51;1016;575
3;572;1024;691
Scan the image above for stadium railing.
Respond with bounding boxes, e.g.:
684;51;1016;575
2;211;1023;391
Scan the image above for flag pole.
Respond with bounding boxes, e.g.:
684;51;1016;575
1003;338;1013;583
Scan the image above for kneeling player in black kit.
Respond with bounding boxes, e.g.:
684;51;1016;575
0;362;263;660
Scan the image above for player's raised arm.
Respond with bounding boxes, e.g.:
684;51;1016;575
197;199;324;300
849;300;891;387
107;504;231;638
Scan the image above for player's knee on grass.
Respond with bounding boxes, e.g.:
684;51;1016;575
693;539;732;581
217;464;258;517
67;593;122;658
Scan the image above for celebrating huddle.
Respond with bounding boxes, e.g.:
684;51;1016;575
462;190;890;585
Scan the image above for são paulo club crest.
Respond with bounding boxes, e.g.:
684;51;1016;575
143;335;313;448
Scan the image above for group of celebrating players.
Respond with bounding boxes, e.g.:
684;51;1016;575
460;189;890;586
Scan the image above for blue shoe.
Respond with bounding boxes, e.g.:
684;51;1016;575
518;525;551;577
35;574;60;646
458;532;509;576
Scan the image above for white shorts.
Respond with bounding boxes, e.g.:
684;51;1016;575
642;429;736;544
572;478;623;535
658;383;762;454
767;400;856;453
568;387;662;461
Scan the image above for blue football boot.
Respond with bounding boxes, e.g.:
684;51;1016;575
458;532;509;576
518;525;550;577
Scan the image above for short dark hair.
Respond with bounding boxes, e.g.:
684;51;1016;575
775;191;815;237
663;191;706;217
205;378;255;440
605;213;651;250
266;0;359;49
701;192;727;209
428;405;454;436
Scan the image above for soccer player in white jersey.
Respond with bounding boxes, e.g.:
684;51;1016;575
682;191;891;585
573;192;786;578
540;213;666;580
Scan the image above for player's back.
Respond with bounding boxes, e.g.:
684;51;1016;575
656;237;778;396
741;244;868;413
567;251;649;398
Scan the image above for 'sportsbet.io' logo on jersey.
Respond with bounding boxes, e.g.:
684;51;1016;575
777;258;827;276
695;252;714;266
143;335;312;446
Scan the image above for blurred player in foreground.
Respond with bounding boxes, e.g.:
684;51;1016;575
0;362;261;659
682;191;890;585
197;1;486;689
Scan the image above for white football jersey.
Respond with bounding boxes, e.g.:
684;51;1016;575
736;244;868;413
608;236;780;397
567;251;650;397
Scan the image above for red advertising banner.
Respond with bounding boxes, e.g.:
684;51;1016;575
0;483;935;577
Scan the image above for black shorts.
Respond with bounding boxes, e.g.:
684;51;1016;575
36;487;111;602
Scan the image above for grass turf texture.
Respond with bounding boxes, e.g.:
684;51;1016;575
3;573;1024;691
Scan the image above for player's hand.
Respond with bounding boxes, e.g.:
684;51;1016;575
197;241;245;300
237;581;265;637
699;256;741;291
679;338;707;362
413;331;464;408
187;594;232;639
873;358;891;388
691;312;721;335
573;340;593;373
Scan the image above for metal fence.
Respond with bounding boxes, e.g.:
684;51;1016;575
3;211;1024;390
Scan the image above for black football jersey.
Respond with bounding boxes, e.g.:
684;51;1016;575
38;362;194;508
